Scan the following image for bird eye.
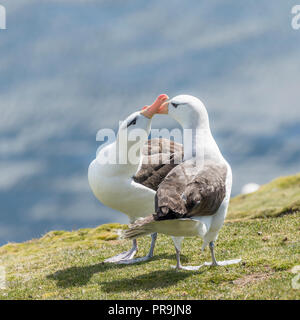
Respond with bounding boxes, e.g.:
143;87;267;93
171;102;179;108
127;117;137;128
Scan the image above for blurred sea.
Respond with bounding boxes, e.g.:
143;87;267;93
0;0;299;245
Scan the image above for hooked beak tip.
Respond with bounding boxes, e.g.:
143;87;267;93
140;94;169;118
157;101;169;114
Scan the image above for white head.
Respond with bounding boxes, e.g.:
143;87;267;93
116;94;168;168
159;94;209;129
117;94;169;143
118;111;152;141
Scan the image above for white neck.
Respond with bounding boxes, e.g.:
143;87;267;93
181;117;223;162
99;137;144;177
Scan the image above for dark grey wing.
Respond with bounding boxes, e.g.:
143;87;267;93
133;138;183;191
154;159;227;220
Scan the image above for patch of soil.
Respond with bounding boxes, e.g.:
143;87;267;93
233;273;271;287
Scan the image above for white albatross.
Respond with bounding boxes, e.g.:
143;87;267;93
124;95;241;270
88;94;184;264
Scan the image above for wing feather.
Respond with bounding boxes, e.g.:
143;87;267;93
133;138;183;191
154;159;227;220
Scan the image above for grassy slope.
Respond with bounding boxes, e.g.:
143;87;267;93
227;173;300;220
0;174;300;300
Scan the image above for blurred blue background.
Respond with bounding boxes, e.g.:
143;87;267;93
0;0;299;245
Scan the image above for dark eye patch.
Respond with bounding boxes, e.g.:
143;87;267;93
127;117;137;128
171;102;180;108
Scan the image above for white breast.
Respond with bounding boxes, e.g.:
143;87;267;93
88;158;156;222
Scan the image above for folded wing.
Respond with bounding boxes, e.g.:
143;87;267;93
133;138;184;191
154;159;227;220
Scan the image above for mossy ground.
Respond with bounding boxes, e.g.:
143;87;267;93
227;173;300;220
0;174;300;300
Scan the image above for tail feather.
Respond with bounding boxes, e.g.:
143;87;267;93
122;215;156;240
123;215;205;239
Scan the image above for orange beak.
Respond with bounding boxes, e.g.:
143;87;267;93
140;94;169;119
157;100;169;114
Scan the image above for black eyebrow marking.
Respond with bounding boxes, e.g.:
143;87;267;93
171;102;181;108
127;117;137;128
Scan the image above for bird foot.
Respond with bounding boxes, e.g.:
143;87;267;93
206;259;242;267
104;249;137;263
116;255;152;265
171;265;203;271
170;259;241;270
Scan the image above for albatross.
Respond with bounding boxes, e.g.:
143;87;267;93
88;94;184;264
124;95;241;270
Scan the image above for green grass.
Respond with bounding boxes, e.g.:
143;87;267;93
0;173;300;300
227;173;300;220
